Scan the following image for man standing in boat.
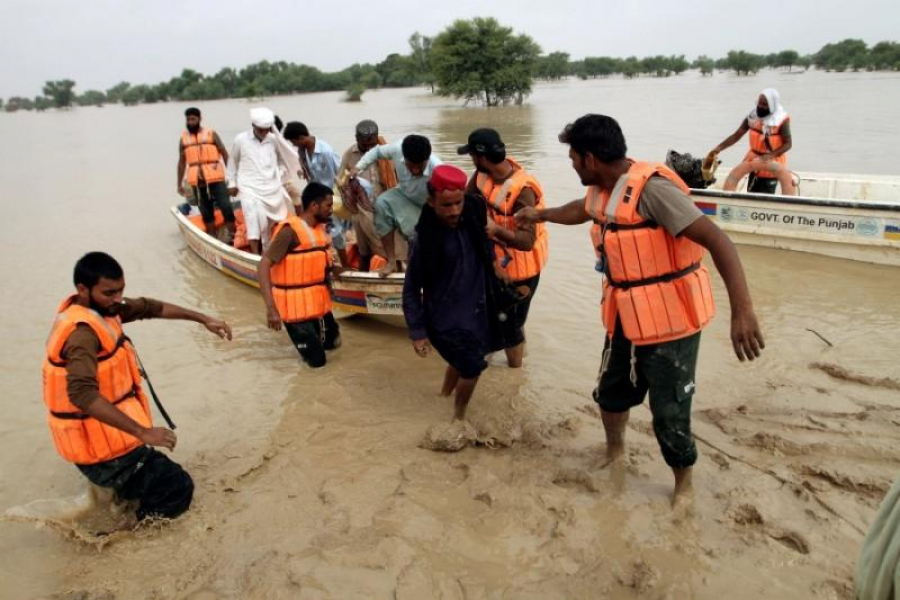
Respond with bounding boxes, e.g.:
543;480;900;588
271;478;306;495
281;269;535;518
709;88;795;195
349;134;441;276
177;107;235;242
460;128;547;368
517;114;764;504
338;119;399;272
226;108;295;254
258;182;341;368
42;252;232;523
282;121;350;267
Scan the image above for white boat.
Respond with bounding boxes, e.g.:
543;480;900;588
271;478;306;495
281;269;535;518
692;171;900;266
170;206;406;325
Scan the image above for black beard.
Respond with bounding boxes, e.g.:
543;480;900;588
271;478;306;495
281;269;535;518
89;297;119;317
187;123;200;134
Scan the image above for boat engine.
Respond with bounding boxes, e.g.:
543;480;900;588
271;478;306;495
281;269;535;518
666;150;716;189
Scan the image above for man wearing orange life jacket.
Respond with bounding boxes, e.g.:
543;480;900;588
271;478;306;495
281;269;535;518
43;252;232;521
517;114;764;504
177;107;236;240
459;128;547;368
259;182;341;368
710;88;794;194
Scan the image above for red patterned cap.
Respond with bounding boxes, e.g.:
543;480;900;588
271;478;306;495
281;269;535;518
429;164;467;193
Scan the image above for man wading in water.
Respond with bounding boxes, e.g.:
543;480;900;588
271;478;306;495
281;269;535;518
403;165;519;448
518;115;764;504
41;252;232;523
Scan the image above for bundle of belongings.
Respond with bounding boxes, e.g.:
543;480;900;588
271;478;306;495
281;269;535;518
666;149;718;190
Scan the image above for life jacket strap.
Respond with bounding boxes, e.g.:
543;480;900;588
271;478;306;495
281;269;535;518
50;387;137;420
607;262;701;291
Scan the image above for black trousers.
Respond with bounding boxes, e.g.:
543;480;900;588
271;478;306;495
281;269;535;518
283;312;341;368
77;446;194;520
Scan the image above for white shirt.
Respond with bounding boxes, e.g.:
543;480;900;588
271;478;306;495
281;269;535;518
227;131;293;222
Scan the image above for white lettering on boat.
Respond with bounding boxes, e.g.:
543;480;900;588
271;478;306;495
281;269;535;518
716;204;889;238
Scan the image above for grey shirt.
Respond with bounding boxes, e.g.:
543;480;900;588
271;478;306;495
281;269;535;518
636;175;704;236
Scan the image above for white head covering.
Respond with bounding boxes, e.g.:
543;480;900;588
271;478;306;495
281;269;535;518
748;88;788;130
250;107;275;129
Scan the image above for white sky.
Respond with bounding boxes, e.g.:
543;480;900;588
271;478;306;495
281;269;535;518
1;0;897;97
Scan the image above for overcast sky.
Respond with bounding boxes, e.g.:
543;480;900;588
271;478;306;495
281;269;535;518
2;0;897;98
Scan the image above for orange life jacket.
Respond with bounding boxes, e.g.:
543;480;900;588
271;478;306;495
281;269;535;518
586;162;716;345
476;158;549;282
42;296;152;465
376;136;399;191
182;128;225;186
745;116;789;179
270;217;333;322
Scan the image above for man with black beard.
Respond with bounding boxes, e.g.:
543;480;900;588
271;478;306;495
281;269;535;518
177;107;235;240
460;128;547;368
41;252;232;523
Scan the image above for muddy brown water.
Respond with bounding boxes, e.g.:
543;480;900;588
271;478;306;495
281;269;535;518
1;70;899;598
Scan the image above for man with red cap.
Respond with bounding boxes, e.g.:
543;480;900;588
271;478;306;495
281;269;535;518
403;164;514;437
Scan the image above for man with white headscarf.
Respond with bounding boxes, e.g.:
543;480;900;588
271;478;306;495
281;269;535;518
226;108;298;254
708;88;794;194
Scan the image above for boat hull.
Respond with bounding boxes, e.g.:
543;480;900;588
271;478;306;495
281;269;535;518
171;207;406;326
691;179;900;267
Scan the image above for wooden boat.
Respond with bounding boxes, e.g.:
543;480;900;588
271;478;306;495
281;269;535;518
170;206;406;325
691;171;900;266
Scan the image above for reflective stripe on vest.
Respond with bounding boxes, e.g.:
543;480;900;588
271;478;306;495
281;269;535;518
42;297;151;465
584;162;716;345
182;128;225;186
475;158;549;282
270;218;333;322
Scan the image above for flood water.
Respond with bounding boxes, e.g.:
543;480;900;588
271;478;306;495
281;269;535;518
1;69;899;598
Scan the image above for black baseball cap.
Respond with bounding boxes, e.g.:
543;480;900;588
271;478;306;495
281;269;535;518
457;128;505;155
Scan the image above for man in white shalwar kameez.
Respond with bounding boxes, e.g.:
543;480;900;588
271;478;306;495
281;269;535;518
226;108;300;254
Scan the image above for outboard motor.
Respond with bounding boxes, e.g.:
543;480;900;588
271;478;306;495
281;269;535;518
666;150;716;189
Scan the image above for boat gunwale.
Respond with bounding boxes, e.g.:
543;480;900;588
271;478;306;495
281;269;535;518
170;206;405;288
691;188;900;213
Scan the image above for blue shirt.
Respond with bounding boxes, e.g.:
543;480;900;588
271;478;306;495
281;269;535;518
302;137;341;188
298;137;345;249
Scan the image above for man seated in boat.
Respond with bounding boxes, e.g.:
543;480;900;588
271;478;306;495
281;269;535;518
337;119;399;272
258;182;341;368
348;134;442;276
42;252;232;523
709;88;795;195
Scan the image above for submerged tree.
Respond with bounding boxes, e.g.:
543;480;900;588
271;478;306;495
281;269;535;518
431;17;541;106
775;50;800;71
42;79;76;108
694;55;715;76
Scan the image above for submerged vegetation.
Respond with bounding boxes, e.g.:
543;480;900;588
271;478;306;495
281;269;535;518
3;22;898;113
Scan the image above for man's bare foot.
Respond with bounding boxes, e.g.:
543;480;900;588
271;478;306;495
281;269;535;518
672;467;694;510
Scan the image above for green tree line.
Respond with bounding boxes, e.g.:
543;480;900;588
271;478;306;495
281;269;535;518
3;25;899;113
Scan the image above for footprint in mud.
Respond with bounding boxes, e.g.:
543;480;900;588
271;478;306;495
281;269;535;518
768;528;811;555
726;503;811;555
419;420;477;452
552;468;599;494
